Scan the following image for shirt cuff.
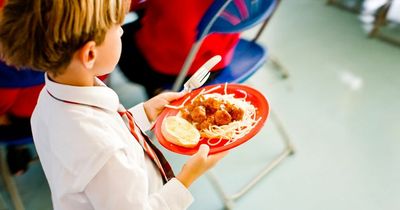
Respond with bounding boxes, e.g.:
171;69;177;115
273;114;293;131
129;102;152;131
159;178;194;210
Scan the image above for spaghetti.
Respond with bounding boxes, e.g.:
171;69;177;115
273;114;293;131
166;84;261;146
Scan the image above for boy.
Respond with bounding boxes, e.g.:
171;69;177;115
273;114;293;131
0;0;226;209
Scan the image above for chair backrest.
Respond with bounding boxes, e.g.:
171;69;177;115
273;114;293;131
0;61;44;88
197;0;277;39
172;0;278;91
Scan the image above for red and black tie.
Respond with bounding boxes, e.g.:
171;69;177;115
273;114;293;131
118;106;175;183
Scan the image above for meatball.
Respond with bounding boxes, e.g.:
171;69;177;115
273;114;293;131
204;97;220;114
214;109;232;125
197;115;215;130
180;108;192;122
230;107;244;121
198;121;210;130
191;106;207;123
186;103;195;112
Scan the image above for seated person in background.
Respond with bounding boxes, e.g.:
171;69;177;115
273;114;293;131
0;0;227;209
119;0;240;97
0;61;43;175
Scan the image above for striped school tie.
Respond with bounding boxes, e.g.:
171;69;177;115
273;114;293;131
118;106;174;183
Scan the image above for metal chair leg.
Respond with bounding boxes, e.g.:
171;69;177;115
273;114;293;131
207;110;295;209
368;4;389;38
0;193;8;210
0;147;25;210
269;55;289;79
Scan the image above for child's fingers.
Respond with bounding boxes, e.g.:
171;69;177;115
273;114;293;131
160;91;186;102
208;151;228;163
195;144;210;159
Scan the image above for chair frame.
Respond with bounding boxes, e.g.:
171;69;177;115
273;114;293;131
172;0;289;92
207;110;294;209
327;0;400;47
368;1;400;47
171;0;295;209
0;145;25;210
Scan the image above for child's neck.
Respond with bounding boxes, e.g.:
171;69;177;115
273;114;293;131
49;64;96;87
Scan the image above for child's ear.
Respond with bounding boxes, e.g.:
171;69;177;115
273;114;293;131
78;41;97;69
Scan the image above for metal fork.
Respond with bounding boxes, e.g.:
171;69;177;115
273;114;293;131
183;55;222;92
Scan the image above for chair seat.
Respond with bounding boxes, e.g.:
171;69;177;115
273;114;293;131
206;38;267;85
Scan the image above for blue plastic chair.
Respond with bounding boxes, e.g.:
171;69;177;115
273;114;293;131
172;0;277;90
0;61;42;210
169;0;295;208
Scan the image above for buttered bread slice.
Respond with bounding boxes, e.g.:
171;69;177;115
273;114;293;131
161;116;200;148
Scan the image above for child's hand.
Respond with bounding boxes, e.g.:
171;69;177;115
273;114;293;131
176;144;228;188
143;91;185;122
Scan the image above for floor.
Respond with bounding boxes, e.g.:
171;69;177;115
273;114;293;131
1;0;399;209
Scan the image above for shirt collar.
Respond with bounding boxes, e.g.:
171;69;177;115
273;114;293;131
45;73;120;112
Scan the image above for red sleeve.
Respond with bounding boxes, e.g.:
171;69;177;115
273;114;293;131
0;0;5;8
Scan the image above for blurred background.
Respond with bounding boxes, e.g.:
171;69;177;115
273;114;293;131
1;0;399;209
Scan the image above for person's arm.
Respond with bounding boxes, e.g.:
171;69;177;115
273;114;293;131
129;102;152;131
85;150;193;210
176;144;227;188
141;92;228;188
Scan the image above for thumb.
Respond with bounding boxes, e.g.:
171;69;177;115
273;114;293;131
195;144;210;159
161;91;186;102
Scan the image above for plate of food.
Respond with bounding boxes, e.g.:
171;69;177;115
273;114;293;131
154;83;269;155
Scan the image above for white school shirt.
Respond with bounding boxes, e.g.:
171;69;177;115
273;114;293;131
31;75;193;210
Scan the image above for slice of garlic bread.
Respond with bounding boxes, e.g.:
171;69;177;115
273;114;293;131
161;116;200;148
